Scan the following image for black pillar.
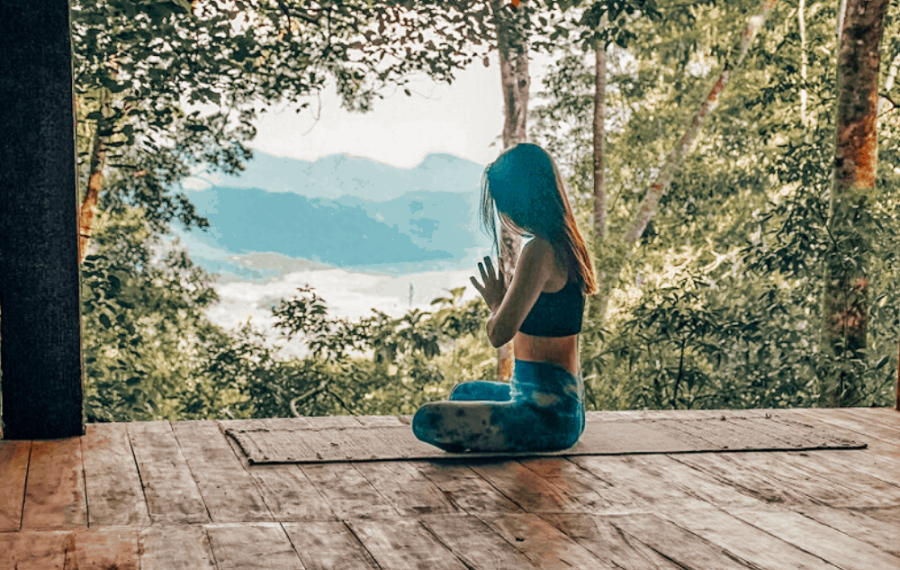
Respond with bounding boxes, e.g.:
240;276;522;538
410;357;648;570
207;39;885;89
0;0;84;439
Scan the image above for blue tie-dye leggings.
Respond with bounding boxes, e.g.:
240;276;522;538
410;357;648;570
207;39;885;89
412;359;585;452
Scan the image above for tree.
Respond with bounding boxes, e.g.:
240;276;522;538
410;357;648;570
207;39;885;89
72;0;498;261
821;0;891;406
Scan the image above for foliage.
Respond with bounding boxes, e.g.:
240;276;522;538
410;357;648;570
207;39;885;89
532;0;900;410
77;0;900;423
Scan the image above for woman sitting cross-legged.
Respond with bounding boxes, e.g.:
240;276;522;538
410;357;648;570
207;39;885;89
412;142;598;452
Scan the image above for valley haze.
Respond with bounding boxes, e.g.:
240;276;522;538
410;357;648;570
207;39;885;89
169;151;497;353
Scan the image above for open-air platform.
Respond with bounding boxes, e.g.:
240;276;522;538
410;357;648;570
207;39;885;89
1;406;898;569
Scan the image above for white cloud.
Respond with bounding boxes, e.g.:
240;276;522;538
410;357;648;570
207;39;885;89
249;51;555;169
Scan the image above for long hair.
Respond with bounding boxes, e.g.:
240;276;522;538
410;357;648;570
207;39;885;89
479;143;598;296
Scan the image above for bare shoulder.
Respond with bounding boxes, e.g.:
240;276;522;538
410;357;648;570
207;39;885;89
521;236;554;261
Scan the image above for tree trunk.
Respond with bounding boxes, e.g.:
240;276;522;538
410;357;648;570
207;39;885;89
78;88;109;263
588;38;609;322
822;0;889;407
592;0;778;325
493;0;529;381
798;0;808;129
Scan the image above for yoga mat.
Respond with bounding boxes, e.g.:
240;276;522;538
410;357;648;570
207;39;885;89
225;414;866;464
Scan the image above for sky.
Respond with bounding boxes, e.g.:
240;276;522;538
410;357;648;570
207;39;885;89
193;50;557;335
246;50;556;169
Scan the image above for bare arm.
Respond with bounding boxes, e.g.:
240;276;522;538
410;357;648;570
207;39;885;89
471;239;555;348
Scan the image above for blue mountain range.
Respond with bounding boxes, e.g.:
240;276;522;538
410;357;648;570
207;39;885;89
173;151;494;280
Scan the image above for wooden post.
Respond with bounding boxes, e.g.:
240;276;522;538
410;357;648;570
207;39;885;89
0;0;85;439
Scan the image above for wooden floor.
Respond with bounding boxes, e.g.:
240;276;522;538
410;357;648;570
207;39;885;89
1;407;898;570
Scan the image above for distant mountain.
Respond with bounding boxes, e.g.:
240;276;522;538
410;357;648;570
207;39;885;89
173;151;494;280
187;151;487;202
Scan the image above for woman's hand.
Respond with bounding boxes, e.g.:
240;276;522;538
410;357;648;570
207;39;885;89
470;256;506;313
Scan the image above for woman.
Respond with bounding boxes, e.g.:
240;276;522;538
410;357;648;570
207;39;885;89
412;142;598;452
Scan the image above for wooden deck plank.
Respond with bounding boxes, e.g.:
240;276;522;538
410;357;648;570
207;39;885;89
790;505;900;558
140;525;217;570
0;531;70;570
731;507;900;570
777;448;900;494
716;450;884;508
81;423;150;527
478;512;612;570
415;460;525;514
68;527;140;570
21;438;86;529
773;450;900;505
618;454;765;510
517;457;644;514
831;406;900;430
540;513;682;569
127;421;209;524
282;521;381;570
353;461;460;516
299;463;399;519
670;452;823;506
862;407;900;425
855;505;900;525
355;415;407;427
611;513;759;570
0;440;30;532
347;517;470;570
206;523;304;570
221;420;337;522
469;459;590;513
418;514;540;570
663;506;843;570
262;417;314;430
793;407;897;444
171;420;271;522
568;455;710;512
304;415;364;429
247;464;337;522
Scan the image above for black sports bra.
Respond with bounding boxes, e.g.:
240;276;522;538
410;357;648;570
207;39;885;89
518;279;585;337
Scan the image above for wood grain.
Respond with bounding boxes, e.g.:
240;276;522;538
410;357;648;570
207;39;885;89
171;420;271;522
790;504;900;558
21;438;86;529
621;454;764;510
478;512;609;570
304;415;364;429
731;507;900;570
540;513;683;570
517;457;641;513
716;450;883;508
470;459;588;512
127;421;209;524
663;506;843;570
416;460;524;514
419;514;540;570
347;517;470;570
81;423;150;527
206;523;304;570
354;460;460;516
610;513;758;570
140;525;217;570
671;451;821;506
568;455;710;513
67;527;141;570
0;440;30;531
282;521;381;570
0;531;70;570
222;420;337;522
299;463;398;519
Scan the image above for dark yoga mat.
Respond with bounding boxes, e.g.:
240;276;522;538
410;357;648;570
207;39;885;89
225;413;866;464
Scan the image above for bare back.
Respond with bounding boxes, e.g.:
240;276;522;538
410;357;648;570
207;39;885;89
514;239;580;377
